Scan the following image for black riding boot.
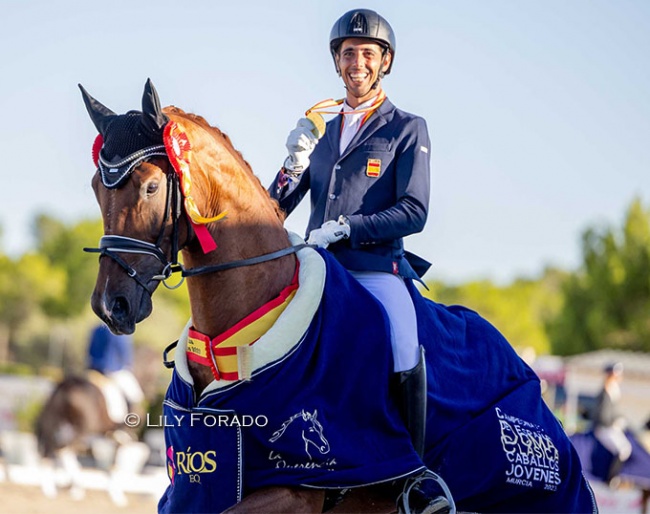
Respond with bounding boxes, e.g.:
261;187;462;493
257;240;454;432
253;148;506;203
396;346;427;457
607;455;624;486
394;349;453;514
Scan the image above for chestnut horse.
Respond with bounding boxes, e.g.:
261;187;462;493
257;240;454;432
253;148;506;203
81;81;342;513
80;80;597;514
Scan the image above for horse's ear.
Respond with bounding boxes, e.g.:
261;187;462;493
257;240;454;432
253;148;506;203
79;84;116;135
141;78;169;135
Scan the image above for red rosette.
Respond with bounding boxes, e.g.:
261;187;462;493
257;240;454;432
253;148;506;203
92;134;103;167
163;121;192;179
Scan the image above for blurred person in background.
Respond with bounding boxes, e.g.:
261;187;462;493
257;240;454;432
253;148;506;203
88;323;144;413
593;362;632;482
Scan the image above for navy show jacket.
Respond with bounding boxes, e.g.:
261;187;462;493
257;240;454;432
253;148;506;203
270;98;432;279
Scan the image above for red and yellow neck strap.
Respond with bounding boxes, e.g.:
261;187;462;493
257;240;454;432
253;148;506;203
186;263;299;381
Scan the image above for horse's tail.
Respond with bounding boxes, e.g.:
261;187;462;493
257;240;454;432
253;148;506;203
35;375;109;458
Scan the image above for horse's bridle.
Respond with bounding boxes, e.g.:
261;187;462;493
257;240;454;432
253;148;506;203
85;169;185;293
85;159;309;295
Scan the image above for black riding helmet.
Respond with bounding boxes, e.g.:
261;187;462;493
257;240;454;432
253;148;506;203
329;9;396;75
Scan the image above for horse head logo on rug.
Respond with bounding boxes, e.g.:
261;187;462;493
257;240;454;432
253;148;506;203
269;410;330;460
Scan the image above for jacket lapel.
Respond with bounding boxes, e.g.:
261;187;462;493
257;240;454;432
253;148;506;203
339;98;393;161
325;115;342;160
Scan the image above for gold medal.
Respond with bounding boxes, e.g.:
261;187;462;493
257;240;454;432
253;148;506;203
306;112;326;139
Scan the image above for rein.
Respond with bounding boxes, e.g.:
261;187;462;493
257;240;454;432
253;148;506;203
181;244;311;277
85;166;310;294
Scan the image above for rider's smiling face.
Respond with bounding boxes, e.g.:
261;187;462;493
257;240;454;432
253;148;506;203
335;38;391;107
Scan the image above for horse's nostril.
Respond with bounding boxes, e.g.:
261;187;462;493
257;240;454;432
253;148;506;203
111;296;130;319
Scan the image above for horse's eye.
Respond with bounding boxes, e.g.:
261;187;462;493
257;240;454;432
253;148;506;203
146;181;160;196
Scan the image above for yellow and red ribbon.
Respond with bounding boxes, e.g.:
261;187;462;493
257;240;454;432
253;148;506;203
164;121;226;254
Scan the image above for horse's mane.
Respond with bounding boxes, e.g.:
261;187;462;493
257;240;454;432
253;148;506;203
164;106;285;222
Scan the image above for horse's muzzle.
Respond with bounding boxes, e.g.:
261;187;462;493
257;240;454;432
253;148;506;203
91;286;153;335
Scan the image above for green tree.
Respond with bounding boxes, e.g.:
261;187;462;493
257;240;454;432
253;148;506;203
548;198;650;354
0;252;66;363
33;214;104;317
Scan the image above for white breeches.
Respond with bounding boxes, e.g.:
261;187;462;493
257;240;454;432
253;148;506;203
349;271;420;372
109;369;145;405
595;425;632;462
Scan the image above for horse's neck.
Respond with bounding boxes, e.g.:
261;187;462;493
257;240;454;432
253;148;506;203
182;220;296;338
187;255;295;336
178;128;296;391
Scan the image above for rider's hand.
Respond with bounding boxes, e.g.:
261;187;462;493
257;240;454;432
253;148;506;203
284;118;318;173
307;217;350;249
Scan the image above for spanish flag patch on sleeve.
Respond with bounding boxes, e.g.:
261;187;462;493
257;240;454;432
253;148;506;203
366;158;381;177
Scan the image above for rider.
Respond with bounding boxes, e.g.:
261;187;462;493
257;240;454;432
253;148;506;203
88;323;144;413
269;8;431;458
593;362;632;483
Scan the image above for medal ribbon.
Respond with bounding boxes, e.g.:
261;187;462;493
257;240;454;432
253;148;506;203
305;90;386;123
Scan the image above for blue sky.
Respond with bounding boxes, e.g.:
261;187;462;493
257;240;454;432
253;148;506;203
0;0;648;283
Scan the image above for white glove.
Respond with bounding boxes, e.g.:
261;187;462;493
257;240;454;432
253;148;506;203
307;217;351;248
284;118;319;172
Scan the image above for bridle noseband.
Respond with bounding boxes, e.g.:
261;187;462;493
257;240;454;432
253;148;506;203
85;169;184;293
86;235;183;291
85;159;310;295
